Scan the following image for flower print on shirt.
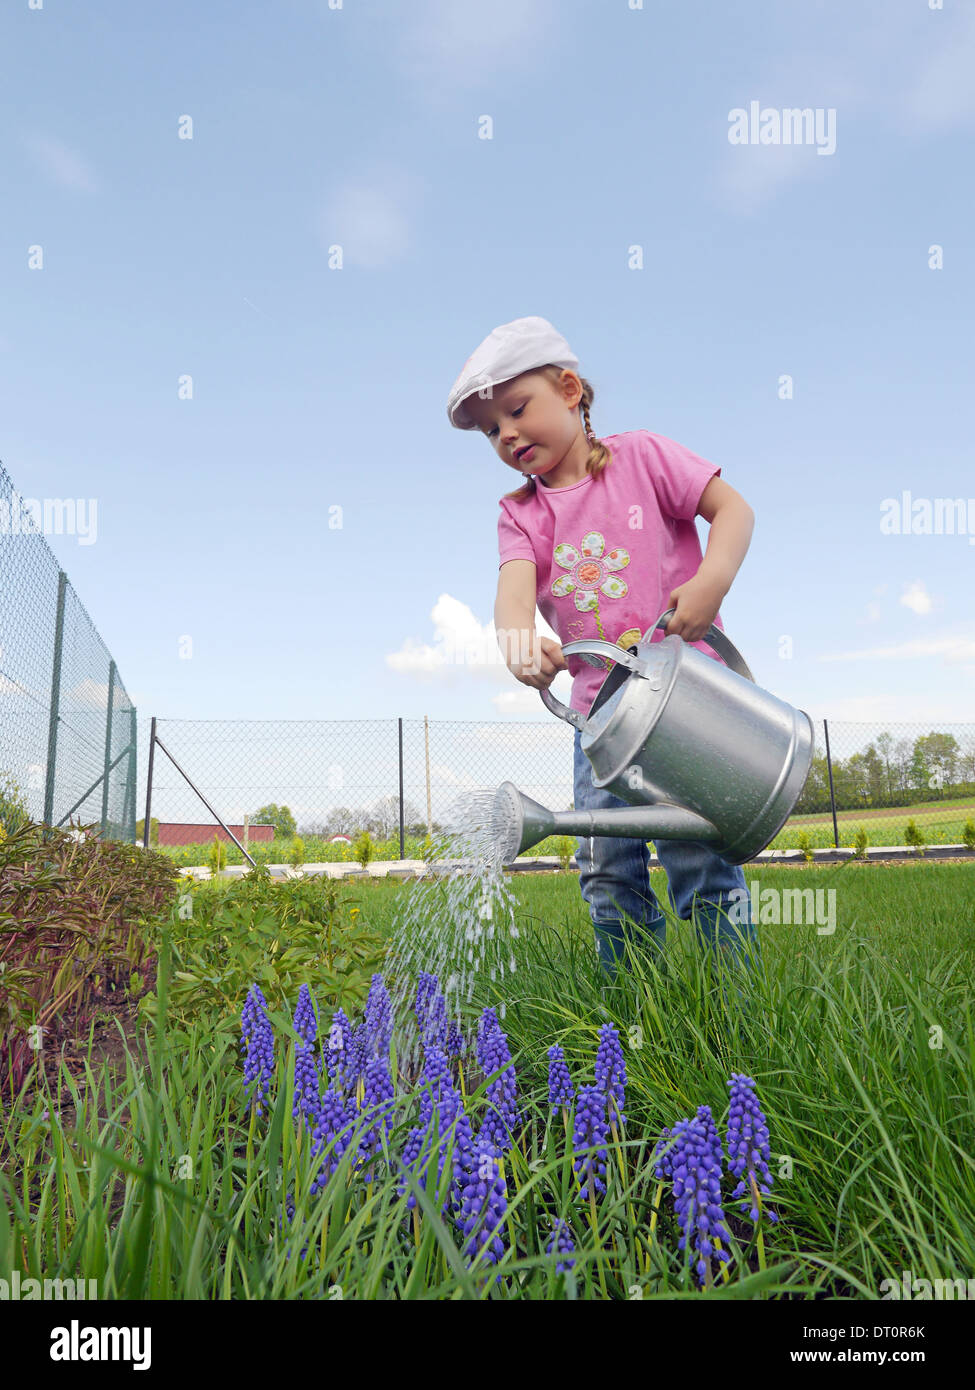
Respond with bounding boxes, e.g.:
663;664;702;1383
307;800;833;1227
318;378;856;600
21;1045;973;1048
551;531;632;665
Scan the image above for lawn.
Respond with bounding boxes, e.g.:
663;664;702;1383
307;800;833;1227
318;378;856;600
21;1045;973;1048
3;852;973;1299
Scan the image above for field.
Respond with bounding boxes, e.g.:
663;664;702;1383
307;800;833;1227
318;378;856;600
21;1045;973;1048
3;845;974;1301
144;794;975;869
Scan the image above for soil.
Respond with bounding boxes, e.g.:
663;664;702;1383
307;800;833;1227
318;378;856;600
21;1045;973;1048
23;968;155;1129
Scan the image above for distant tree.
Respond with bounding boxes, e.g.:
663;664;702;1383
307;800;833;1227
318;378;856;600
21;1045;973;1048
135;815;159;846
252;804;296;839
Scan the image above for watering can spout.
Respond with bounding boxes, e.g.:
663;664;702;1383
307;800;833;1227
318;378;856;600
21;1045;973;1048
491;782;719;864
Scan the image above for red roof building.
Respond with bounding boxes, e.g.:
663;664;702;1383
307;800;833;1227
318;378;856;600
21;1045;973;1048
156;822;276;846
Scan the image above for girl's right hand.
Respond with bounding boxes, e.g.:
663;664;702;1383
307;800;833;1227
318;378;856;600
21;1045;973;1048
509;634;569;690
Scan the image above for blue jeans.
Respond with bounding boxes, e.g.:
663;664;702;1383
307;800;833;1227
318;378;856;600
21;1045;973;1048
572;728;759;975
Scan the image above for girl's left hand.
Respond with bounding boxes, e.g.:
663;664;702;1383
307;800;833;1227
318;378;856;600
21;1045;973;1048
665;577;724;643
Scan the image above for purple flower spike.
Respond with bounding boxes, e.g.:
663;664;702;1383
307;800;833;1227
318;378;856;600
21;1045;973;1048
477;1008;518;1152
669;1116;733;1286
726;1073;778;1223
241;983;275;1115
572;1085;609;1201
293;983;318;1046
292;985;320;1128
547;1045;574;1111
309;1085;357;1194
346;1023;367;1093
652;1126;674;1182
356;1054;395;1171
415;971;448;1048
326;1009;351;1089
364;974;393;1059
399;1046;473;1213
594;1023;626;1126
457;1137;508;1268
446;1019;465;1059
546;1217;576;1274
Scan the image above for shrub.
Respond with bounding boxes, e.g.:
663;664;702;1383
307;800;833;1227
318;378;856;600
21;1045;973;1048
796;830;814;863
553;835;576;870
0;772;30;836
904;818;926;856
208;834;227;878
852;826;868;860
289;835;306;869
352;830;374;868
962;818;975;852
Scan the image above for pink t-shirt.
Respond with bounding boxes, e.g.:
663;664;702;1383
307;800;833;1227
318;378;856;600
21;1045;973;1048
497;429;729;715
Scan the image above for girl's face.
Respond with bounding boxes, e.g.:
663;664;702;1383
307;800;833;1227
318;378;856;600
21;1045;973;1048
466;369;584;478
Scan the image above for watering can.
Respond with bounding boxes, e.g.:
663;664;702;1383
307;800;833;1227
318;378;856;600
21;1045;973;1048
491;608;814;867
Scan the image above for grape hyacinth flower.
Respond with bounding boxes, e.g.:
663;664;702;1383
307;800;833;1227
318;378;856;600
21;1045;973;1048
547;1045;574;1113
309;1085;357;1194
476;1008;518;1153
292;985;320;1129
572;1085;609;1201
293;983;317;1046
696;1103;721;1159
546;1218;576;1274
241;983;275;1116
446;1018;465;1060
326;1008;351;1090
399;1045;473;1212
415;971;446;1046
669;1116;733;1286
457;1136;508;1269
652;1127;674;1182
726;1073;778;1223
347;1023;368;1095
364;973;393;1060
356;1054;395;1174
594;1023;626;1127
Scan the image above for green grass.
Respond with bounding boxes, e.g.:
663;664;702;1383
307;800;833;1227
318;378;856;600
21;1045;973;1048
3;862;973;1298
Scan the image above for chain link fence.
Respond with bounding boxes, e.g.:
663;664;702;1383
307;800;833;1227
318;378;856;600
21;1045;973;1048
0;459;137;841
138;712;975;864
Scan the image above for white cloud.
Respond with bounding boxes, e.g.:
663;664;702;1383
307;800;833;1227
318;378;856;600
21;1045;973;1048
805;689;975;725
900;580;933;615
818;633;975;665
23;134;98;193
393;0;558;95
386;591;576;709
905;4;975;130
715;0;975;212
317;166;424;270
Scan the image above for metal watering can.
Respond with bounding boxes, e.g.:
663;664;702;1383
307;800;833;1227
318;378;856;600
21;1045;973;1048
491;609;815;867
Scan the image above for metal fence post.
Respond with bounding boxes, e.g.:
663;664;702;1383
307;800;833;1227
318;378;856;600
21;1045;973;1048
124;705;137;842
100;659;117;838
143;716;157;849
43;569;67;834
398;717;405;860
823;718;839;848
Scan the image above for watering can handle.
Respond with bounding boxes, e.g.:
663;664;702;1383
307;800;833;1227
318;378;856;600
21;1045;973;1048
538;641;644;732
648;608;755;683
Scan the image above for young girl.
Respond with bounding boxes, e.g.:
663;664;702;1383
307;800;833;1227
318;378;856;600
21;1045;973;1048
447;316;759;977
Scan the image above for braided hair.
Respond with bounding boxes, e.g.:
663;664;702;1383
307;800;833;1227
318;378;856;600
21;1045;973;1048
502;364;612;503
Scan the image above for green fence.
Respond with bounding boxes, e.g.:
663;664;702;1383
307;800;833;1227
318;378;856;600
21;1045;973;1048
0;459;137;842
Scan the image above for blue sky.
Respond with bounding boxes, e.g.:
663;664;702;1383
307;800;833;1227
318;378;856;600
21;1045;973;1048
2;0;973;826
